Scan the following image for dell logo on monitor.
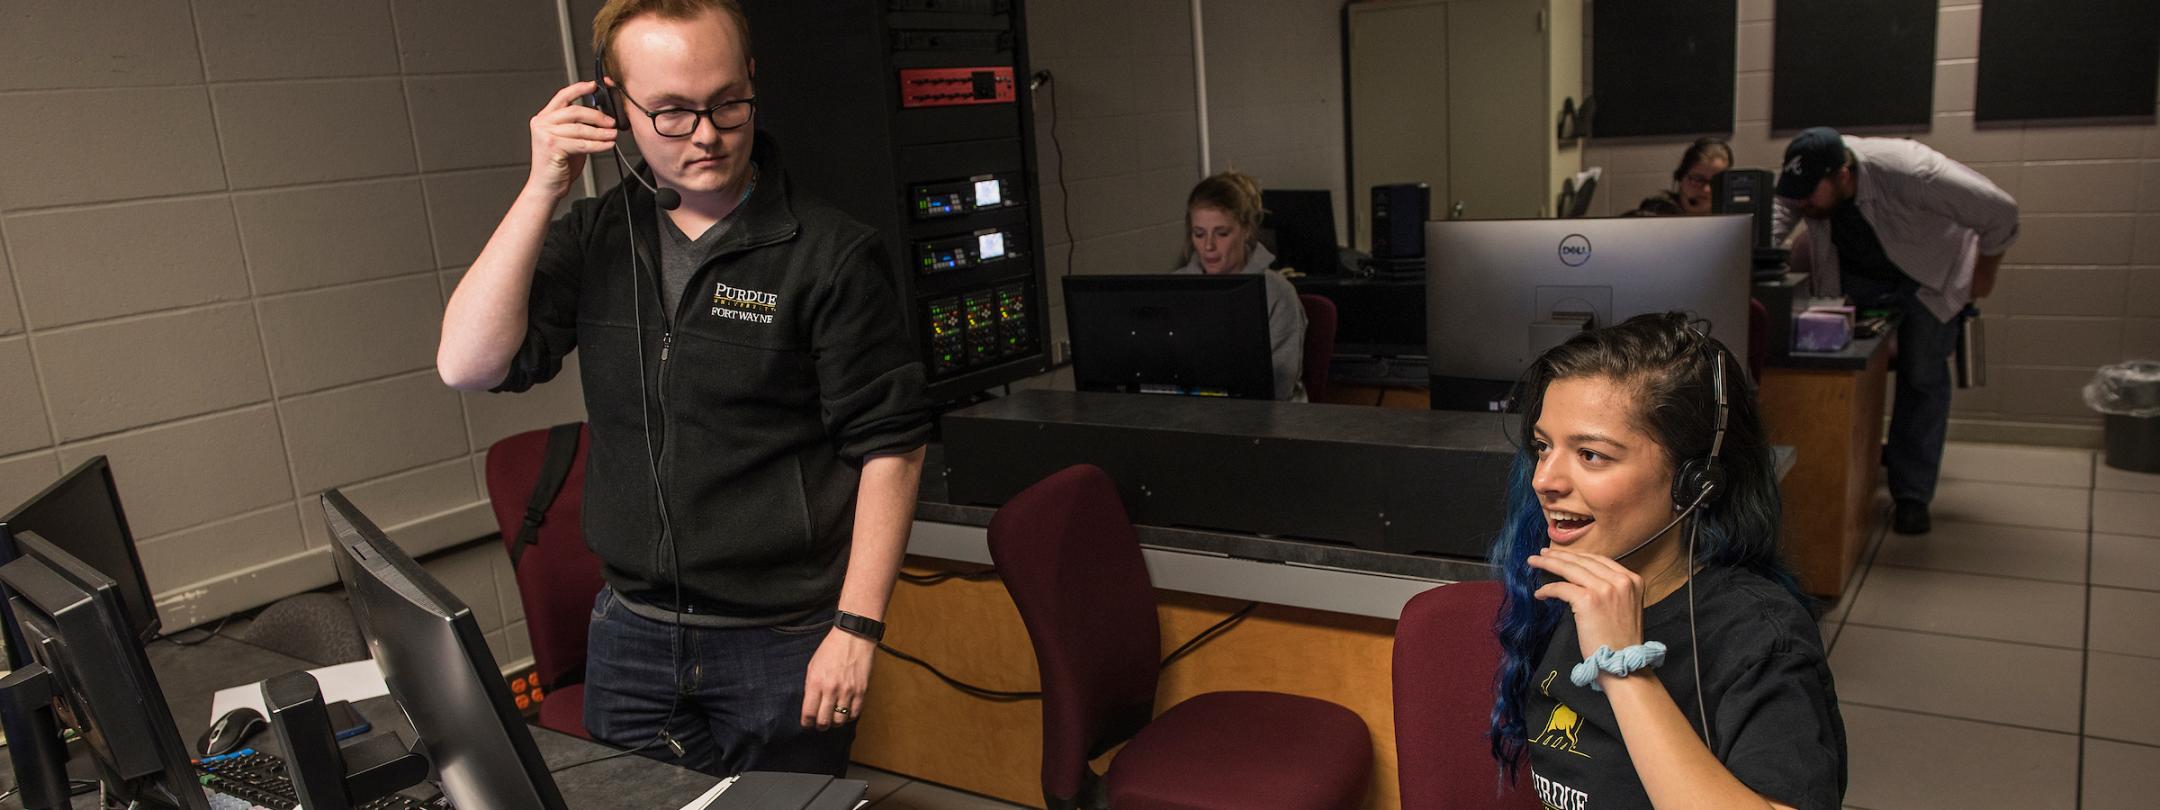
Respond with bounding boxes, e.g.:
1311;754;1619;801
1558;234;1592;266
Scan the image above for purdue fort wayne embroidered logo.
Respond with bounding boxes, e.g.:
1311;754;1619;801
712;281;778;324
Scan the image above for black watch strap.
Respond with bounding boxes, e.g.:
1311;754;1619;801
835;611;885;643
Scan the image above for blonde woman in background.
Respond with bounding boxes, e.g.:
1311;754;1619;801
1173;171;1309;401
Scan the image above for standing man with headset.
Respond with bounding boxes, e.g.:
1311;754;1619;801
1774;127;2019;536
437;0;929;777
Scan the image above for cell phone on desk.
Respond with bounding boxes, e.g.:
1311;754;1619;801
324;700;371;740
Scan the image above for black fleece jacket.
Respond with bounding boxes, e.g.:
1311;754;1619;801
495;134;931;625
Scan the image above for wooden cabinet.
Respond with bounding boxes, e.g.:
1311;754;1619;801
1346;0;1582;242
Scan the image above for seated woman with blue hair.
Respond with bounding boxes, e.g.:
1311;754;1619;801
1485;312;1846;809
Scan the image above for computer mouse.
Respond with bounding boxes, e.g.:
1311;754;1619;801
199;707;268;758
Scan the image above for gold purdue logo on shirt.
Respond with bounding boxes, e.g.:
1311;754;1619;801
1533;670;1589;758
712;282;778;324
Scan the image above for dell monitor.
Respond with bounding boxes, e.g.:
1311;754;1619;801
1063;274;1276;400
1425;215;1751;409
0;531;208;809
0;456;158;644
1260;189;1342;276
322;490;570;810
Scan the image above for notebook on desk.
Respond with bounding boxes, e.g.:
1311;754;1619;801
680;772;870;810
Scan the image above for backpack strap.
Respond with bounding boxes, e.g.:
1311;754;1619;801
510;422;583;569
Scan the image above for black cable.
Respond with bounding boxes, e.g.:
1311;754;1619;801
621;151;691;766
157;615;232;647
545;733;674;776
875;643;1041;701
1039;70;1075;278
1160;601;1259;668
896;569;999;586
876;601;1264;702
10;780;103;806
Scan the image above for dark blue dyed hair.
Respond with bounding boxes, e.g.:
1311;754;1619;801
1486;312;1803;777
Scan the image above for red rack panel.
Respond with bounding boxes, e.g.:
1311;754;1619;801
898;66;1016;108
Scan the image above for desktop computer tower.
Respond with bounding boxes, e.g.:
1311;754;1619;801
1712;169;1776;253
1370;182;1430;260
740;0;1049;403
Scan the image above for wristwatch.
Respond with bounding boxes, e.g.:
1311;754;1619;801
835;611;885;643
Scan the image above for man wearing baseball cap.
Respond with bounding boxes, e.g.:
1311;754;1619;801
1774;126;2020;535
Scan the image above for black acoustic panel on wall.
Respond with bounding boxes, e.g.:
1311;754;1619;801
1976;0;2160;122
1772;0;1936;131
1591;0;1736;137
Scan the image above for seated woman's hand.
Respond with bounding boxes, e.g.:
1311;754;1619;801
1528;546;1648;662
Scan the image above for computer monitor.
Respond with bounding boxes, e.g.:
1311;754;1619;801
1063;274;1276;400
321;490;569;810
0;456;158;644
1294;278;1427;359
1424;215;1751;407
1260;189;1341;275
0;531;208;810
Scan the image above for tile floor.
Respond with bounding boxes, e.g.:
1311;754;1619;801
848;441;2160;809
1826;442;2160;810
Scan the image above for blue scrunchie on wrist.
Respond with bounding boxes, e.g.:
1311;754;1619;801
1569;642;1668;691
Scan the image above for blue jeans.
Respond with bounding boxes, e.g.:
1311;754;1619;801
581;587;854;777
1842;271;1958;505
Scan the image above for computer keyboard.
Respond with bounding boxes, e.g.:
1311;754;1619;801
195;749;446;810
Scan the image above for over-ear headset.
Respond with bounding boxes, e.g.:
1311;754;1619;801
589;55;633;132
588;53;680;209
1670;342;1729;510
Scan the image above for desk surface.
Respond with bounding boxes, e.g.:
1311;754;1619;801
3;635;720;808
1769;330;1893;371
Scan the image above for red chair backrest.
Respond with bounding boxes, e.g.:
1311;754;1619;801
485;424;604;693
1299;293;1338;402
1394;581;1538;809
987;464;1162;806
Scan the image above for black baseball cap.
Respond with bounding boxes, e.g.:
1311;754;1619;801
1777;127;1847;199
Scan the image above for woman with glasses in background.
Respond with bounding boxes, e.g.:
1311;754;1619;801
1628;137;1733;217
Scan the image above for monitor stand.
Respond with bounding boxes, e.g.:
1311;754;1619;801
263;671;431;810
0;665;72;810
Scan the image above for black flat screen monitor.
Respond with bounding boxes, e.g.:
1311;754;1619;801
322;490;569;810
0;532;207;809
0;456;158;645
1063;274;1276;400
1261;189;1341;276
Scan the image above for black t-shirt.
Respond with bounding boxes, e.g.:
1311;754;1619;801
1827;180;1905;287
1526;566;1846;810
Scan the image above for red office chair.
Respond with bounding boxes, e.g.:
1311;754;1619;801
1393;581;1537;809
988;464;1372;810
485;423;603;740
1298;294;1338;402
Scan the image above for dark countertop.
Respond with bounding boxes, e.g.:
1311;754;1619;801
915;438;1795;587
918;443;1495;582
943;389;1516;451
3;635;720;808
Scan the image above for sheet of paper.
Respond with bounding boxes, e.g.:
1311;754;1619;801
676;776;737;810
207;659;390;724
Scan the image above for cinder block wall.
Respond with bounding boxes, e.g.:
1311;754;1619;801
1582;0;2160;446
0;0;584;660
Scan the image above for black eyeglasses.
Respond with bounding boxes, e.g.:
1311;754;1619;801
621;92;757;137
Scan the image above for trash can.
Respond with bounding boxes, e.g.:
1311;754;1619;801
2087;360;2160;473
